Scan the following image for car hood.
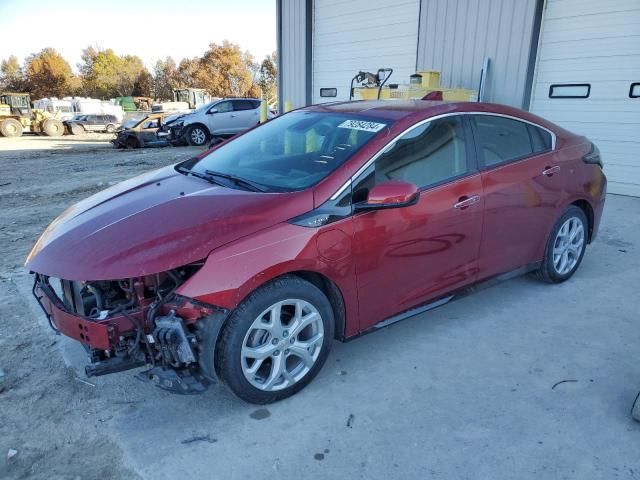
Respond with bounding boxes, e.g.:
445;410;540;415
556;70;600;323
25;166;313;281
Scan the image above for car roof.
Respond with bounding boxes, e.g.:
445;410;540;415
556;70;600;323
301;100;566;133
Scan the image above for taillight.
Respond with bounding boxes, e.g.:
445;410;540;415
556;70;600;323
583;143;603;168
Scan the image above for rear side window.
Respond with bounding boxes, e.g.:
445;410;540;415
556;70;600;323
233;100;257;111
471;116;540;168
527;124;552;153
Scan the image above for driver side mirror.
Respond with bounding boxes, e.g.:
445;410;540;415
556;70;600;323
207;108;218;115
354;180;420;211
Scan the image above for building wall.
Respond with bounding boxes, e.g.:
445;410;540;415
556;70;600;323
416;0;539;108
278;0;308;109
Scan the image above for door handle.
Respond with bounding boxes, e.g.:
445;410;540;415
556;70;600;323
230;114;237;118
454;195;480;210
542;165;560;177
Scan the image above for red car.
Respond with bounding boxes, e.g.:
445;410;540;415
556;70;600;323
26;100;606;403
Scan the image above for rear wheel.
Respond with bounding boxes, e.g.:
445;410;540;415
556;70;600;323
214;276;334;404
43;118;64;137
533;206;588;283
105;124;116;133
0;118;23;138
186;125;209;146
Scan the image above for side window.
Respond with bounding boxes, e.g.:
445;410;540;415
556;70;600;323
351;116;468;203
527;124;552;153
233;100;256;111
214;101;233;113
471;116;534;168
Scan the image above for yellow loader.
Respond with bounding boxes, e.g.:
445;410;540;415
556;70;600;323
0;92;64;138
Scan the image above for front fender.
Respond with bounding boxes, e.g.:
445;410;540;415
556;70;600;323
175;221;359;336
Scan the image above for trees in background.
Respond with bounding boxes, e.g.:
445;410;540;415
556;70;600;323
78;48;151;98
23;48;76;99
0;41;278;104
0;55;26;91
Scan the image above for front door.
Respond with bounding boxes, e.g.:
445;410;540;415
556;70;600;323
351;115;484;330
207;100;236;135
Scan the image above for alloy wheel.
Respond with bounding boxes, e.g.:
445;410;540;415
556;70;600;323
190;128;206;145
552;216;585;275
241;299;324;391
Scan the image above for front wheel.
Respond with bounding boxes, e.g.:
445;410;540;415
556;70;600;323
186;125;209;146
43;118;64;137
533;206;588;283
214;276;334;404
105;124;116;133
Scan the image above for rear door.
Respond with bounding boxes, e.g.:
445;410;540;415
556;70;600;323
470;114;564;279
352;115;484;329
232;100;260;131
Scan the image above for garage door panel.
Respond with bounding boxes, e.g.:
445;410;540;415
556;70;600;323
544;0;639;19
531;0;640;196
538;37;640;60
312;0;420;104
543;9;640;31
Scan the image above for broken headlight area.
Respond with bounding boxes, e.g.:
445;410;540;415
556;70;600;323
32;261;227;394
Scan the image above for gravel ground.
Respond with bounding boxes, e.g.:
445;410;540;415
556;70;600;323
0;134;203;479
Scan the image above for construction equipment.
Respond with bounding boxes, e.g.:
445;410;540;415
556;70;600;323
0;93;64;138
172;88;211;110
351;70;477;102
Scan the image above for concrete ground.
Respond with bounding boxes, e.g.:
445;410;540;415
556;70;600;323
13;193;640;479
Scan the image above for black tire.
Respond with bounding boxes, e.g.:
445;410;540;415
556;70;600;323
70;123;85;135
533;205;588;283
105;124;116;133
0;118;23;137
214;275;334;404
43;118;64;137
186;124;209;146
125;137;140;149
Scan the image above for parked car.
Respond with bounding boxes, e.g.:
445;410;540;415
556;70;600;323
64;114;120;134
165;97;274;146
27;100;606;404
112;113;166;149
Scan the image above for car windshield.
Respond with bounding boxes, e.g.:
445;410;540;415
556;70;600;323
187;111;391;192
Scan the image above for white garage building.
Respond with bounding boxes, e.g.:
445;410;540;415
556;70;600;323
276;0;640;196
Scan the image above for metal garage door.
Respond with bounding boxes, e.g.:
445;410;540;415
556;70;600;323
530;0;640;196
312;0;420;104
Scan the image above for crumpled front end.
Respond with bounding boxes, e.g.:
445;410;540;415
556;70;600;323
32;262;228;394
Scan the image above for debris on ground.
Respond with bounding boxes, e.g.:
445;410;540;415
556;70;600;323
552;379;578;390
181;434;217;445
7;449;18;459
346;413;355;428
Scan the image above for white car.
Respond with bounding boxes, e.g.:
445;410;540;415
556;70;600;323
170;98;274;146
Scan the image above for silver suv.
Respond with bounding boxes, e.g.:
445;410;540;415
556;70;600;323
168;98;273;146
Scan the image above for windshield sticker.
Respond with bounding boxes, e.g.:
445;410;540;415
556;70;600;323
337;120;387;133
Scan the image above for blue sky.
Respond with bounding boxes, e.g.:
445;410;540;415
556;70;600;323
0;0;276;70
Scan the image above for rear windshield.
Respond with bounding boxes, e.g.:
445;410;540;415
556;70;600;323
189;111;392;192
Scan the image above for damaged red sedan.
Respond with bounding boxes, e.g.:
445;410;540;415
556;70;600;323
26;100;606;404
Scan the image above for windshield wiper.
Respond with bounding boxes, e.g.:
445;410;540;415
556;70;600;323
204;170;268;192
176;165;226;186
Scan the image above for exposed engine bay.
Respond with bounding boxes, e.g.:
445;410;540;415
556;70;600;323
32;262;226;394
